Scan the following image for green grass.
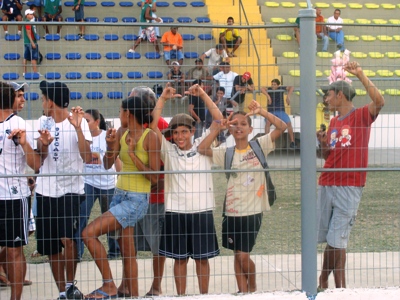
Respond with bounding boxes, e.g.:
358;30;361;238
25;168;400;263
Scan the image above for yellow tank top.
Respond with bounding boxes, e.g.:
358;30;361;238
116;128;151;193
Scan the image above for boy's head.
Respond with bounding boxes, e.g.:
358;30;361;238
227;17;234;25
327;80;355;101
171;61;180;71
216;87;225;98
162;114;195;150
271;79;281;89
229;111;253;139
9;82;27;112
39;81;70;115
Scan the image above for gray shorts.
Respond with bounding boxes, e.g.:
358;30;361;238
134;203;165;255
317;185;363;249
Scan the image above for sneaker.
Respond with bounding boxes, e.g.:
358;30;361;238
17;31;21;36
337;43;343;49
77;33;84;39
159;50;164;56
128;49;135;53
289;142;297;149
43;34;48;39
36;72;44;77
22;73;25;77
57;295;67;300
5;32;9;38
65;281;84;299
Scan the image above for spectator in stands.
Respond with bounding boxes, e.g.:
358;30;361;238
82;95;160;299
200;44;230;75
231;71;254;112
30;1;42;20
261;79;296;149
213;62;238;104
141;0;161;38
198;101;287;294
129;0;162;55
1;0;23;37
315;7;329;52
23;9;41;77
167;61;185;96
219;16;242;57
316;61;384;289
205;86;228;145
0;82;42;300
151;84;222;296
188;79;207;139
327;9;345;52
35;81;91;300
72;0;85;38
186;58;212;94
42;0;63;37
161;26;183;66
75;109;121;262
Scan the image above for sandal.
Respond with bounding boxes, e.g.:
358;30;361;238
24;280;33;286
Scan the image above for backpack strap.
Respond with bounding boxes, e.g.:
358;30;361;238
224;146;235;180
249;139;268;169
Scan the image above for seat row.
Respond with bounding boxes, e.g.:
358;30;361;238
264;2;398;10
287;69;400;79
276;34;400;43
270;17;400;25
22;90;132;101
281;51;400;59
25;1;206;8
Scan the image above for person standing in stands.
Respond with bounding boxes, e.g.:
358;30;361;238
22;9;40;77
72;0;85;38
231;71;254;112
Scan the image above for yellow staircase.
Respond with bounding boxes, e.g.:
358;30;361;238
205;0;279;110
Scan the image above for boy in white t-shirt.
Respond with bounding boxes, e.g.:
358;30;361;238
198;100;287;294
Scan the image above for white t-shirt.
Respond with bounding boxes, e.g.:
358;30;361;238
212;134;275;216
35;116;92;197
0;114;33;200
213;71;238;98
161;131;215;213
84;130;116;190
327;16;343;30
204;48;229;69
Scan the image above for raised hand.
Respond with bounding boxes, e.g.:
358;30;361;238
160;82;181;100
68;106;85;129
246;100;262;116
344;61;362;77
186;84;206;97
105;128;117;147
37;129;54;146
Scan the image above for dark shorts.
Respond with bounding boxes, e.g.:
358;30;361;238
3;13;22;21
74;5;84;22
0;197;30;248
222;213;263;253
36;193;83;256
43;13;62;21
159;211;220;260
24;44;39;61
226;38;240;48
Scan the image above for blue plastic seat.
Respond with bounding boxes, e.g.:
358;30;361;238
46;53;61;60
70;92;82;100
24;92;39;101
84;34;100;41
45;34;61;41
198;33;213;40
85;17;99;22
147;71;163;79
107;91;124;99
87;92;103;99
3;73;19;80
177;17;192;23
104;17;118;22
86;72;102;79
173;1;187;7
107;72;123;79
64;1;75;6
161;17;174;23
86;53;101;60
84;1;97;6
196;17;210;23
101;1;115;6
184;52;198;59
127;71;143;79
145;52;161;59
126;52;141;59
24;73;40;80
4;53;20;60
65;17;75;22
65;72;82;79
5;34;20;41
157;1;169;7
120;1;133;7
191;1;205;7
106;52;121;60
122;17;137;22
182;34;195;40
123;34;138;41
66;52;81;60
45;72;61;80
104;34;119;41
65;34;80;41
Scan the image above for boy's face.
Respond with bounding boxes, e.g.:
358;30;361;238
172;125;194;150
216;90;224;99
229;114;252;139
13;90;25;112
227;18;234;26
271;81;279;90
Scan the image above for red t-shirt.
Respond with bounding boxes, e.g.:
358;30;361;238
318;105;376;187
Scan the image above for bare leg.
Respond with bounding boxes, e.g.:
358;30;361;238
231;37;242;56
79;21;85;35
31;60;38;73
131;38;142;51
194;259;210;294
147;255;166;295
23;59;27;75
174;258;188;295
5;247;26;300
287;122;295;143
234;250;256;293
319;244;347;289
48;252;66;292
118;226;138;297
60;238;77;283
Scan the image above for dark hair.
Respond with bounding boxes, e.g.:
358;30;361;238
335;9;341;13
271;79;281;86
0;82;15;110
231;111;252;126
216;87;225;93
227;16;234;22
121;96;154;125
192;79;202;86
85;109;106;130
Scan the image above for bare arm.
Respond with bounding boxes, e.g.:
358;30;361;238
9;129;41;172
260;87;272;105
188;103;201;122
69;107;92;163
104;127;122;170
286;86;294;105
316;129;330;159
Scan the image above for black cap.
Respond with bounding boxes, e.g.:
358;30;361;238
39;81;70;108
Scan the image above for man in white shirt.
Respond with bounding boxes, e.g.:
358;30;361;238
327;9;345;51
213;62;238;106
200;44;230;75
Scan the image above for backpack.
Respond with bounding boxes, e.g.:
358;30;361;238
224;139;277;207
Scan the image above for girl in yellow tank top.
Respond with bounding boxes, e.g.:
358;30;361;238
82;96;160;298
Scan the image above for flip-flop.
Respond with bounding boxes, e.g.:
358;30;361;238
85;289;117;300
24;280;33;286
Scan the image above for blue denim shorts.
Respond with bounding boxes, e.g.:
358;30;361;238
164;50;183;61
109;188;149;229
24;44;39;61
266;110;291;124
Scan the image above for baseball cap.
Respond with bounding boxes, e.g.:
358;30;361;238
39;81;70;108
171;61;180;66
242;72;251;80
9;82;27;91
328;80;356;101
162;113;195;138
25;9;35;16
194;58;203;63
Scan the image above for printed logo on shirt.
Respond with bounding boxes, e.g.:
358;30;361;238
53;126;60;161
329;125;352;149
